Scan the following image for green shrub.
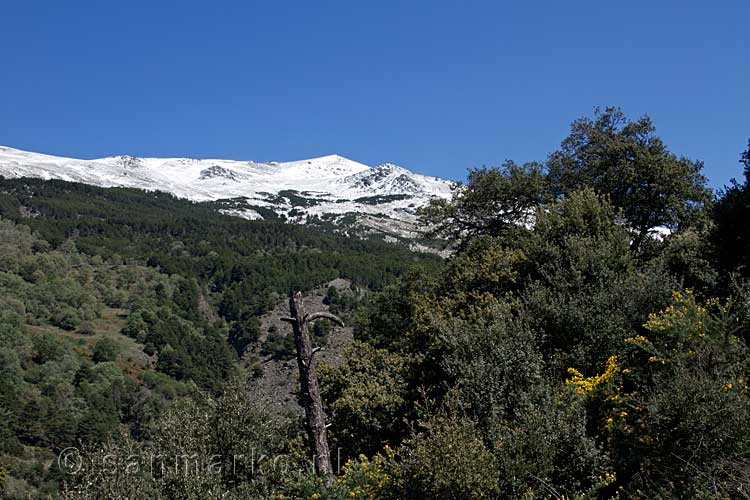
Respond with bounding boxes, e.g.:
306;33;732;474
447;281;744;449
261;331;295;360
52;307;80;331
77;321;96;335
399;410;500;499
92;338;120;363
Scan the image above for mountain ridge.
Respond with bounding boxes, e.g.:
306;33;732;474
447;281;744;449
0;145;455;240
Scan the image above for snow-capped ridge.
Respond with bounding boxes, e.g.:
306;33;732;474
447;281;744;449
0;145;454;239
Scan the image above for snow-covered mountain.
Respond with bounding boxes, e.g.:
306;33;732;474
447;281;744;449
0;146;455;239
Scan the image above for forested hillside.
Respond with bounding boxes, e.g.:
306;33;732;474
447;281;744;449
1;109;750;499
0;178;439;497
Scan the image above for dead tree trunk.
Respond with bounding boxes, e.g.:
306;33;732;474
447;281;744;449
281;291;343;486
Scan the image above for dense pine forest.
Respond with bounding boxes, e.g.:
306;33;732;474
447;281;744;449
1;108;750;499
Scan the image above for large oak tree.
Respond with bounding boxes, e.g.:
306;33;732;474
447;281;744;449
547;107;711;252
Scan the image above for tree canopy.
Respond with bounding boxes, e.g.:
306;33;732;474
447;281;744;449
422;107;712;254
547;107;711;251
418;160;547;249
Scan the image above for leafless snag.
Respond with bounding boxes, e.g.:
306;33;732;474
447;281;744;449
282;291;343;485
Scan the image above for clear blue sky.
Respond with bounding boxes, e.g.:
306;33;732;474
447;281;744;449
1;1;747;188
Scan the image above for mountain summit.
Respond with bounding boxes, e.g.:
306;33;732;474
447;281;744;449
0;146;455;239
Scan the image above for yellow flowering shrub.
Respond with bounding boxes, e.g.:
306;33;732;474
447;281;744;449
643;289;729;342
566;355;620;395
335;445;399;499
565;355;638;437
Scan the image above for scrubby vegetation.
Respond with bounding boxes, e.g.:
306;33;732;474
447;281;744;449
2;109;750;499
0;179;435;497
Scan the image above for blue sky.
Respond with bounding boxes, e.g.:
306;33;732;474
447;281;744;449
1;1;747;188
